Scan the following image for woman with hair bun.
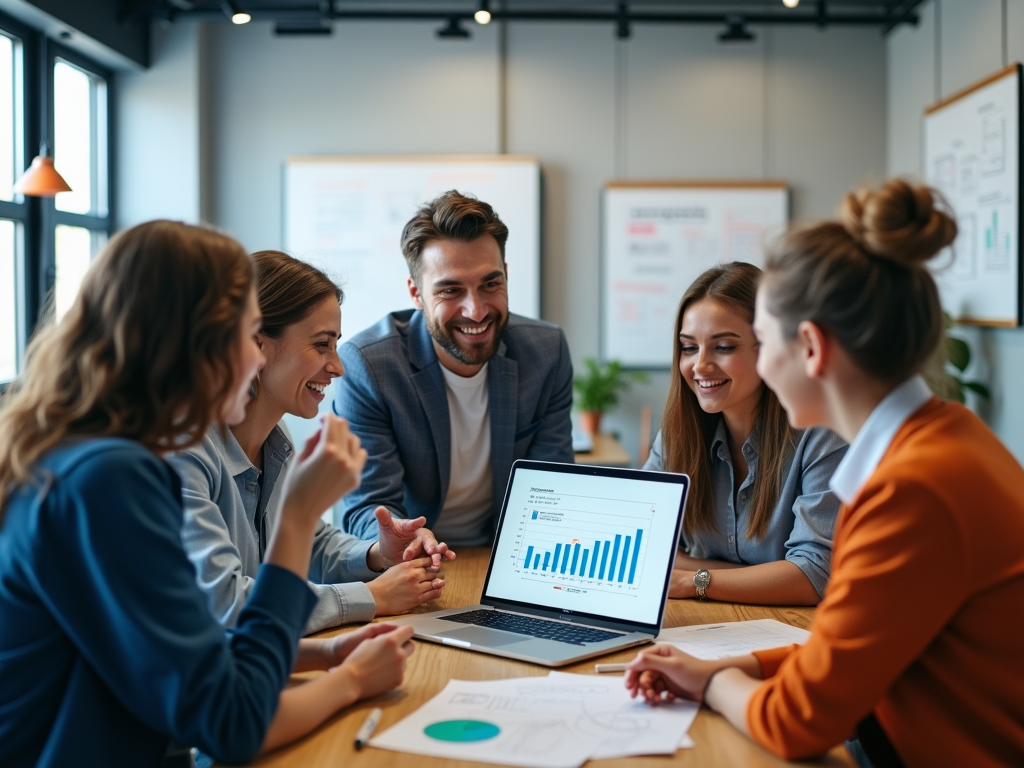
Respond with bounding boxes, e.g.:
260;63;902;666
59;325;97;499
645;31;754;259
625;179;1024;767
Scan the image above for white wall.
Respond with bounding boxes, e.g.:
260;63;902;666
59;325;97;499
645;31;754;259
888;0;1024;462
116;23;205;228
118;17;889;464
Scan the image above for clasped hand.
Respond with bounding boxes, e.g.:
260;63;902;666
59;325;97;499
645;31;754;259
372;506;457;572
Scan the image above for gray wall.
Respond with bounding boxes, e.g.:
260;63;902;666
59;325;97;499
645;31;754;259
118;17;889;464
888;0;1024;462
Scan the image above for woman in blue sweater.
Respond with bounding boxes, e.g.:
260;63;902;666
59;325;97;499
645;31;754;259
0;220;415;768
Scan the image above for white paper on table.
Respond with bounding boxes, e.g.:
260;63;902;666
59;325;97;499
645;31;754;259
656;619;811;660
370;677;593;768
544;671;698;759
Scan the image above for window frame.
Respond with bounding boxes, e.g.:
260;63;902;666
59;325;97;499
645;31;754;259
0;10;113;388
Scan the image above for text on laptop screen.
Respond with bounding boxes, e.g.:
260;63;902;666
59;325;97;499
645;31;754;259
485;467;685;626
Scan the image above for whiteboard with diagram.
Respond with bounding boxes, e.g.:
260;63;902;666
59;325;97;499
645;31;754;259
601;181;789;368
924;63;1022;327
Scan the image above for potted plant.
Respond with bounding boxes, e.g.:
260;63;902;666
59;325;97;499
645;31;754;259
573;357;647;435
927;312;991;403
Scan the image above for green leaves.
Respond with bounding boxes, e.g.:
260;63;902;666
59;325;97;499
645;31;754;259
927;312;990;404
572;357;648;414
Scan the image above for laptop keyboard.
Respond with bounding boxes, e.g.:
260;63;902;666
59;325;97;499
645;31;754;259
438;609;623;646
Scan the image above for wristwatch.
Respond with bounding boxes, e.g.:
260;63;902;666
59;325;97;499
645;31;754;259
693;569;711;601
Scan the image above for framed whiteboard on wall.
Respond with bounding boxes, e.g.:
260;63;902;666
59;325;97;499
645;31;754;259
601;182;789;368
283;155;542;344
924;63;1022;327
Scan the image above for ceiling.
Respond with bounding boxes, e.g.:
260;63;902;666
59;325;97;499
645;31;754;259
127;0;928;37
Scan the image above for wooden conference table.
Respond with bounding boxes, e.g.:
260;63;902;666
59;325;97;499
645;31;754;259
242;549;855;768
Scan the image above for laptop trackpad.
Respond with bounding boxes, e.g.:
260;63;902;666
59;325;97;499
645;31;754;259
435;627;531;647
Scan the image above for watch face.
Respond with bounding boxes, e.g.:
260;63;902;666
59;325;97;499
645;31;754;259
694;570;710;589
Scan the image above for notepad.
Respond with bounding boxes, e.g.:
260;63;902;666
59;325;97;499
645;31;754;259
656;619;810;660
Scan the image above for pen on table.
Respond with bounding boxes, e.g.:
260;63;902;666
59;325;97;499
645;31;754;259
594;662;628;673
354;707;383;750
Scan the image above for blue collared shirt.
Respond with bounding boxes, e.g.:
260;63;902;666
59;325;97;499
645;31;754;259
169;422;377;634
645;421;847;596
829;376;934;504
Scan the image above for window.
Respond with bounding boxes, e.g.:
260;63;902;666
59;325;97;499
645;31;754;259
0;11;112;385
53;56;109;320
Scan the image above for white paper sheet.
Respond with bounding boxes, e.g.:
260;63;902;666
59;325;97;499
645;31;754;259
545;671;698;759
370;677;593;768
370;672;699;767
656;619;810;660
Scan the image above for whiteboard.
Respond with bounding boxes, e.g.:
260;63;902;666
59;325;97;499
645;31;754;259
601;182;788;368
283;156;541;343
924;64;1022;327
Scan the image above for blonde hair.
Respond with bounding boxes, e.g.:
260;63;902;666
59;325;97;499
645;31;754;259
659;262;794;543
0;220;253;521
763;178;957;383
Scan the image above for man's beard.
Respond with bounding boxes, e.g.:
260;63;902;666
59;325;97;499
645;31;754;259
427;311;508;366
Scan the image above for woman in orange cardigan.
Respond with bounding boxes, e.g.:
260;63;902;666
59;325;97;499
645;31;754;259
624;178;1024;768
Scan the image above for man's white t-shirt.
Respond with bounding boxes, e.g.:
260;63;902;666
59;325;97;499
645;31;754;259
432;363;494;547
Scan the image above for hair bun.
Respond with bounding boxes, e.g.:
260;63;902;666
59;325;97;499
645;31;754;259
840;178;957;267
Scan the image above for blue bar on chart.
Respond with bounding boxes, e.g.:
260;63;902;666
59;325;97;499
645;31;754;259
618;536;631;582
628;529;643;584
608;534;621;581
521;527;646;583
531;510;538;520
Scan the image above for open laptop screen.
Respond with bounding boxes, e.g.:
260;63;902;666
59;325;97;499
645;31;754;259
483;461;688;628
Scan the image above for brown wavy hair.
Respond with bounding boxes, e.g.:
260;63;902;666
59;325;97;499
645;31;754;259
0;220;253;521
251;250;343;339
400;190;509;284
762;178;956;383
659;262;794;543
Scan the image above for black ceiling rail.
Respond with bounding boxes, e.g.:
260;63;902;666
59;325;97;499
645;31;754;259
126;3;923;35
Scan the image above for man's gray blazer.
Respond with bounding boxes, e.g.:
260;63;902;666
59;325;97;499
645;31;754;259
334;309;574;540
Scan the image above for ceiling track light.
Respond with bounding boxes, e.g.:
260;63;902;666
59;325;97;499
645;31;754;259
616;2;631;39
782;0;800;7
718;14;755;43
221;0;251;24
436;17;470;39
474;1;491;25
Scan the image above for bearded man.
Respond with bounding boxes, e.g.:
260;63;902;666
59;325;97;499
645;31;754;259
334;190;574;546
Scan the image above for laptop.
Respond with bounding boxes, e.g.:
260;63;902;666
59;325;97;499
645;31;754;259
389;459;689;667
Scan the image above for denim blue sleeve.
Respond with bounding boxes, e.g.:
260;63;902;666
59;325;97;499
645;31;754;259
783;428;848;597
31;446;316;765
643;431;665;471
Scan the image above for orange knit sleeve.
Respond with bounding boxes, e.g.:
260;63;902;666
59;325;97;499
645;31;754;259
744;473;969;760
752;644;799;678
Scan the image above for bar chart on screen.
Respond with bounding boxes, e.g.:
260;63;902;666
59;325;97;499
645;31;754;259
511;490;654;592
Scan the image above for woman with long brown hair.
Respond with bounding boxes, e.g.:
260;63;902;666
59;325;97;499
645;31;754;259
626;179;1024;767
171;250;454;635
0;221;416;768
644;262;846;605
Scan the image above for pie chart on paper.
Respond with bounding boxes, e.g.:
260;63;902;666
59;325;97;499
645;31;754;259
424;719;501;742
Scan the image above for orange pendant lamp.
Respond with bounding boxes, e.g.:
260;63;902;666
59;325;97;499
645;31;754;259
13;143;72;197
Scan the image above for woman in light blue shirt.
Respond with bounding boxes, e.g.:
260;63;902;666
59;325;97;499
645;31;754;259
171;250;455;634
644;262;846;604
